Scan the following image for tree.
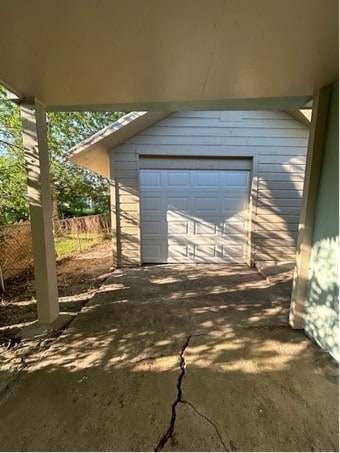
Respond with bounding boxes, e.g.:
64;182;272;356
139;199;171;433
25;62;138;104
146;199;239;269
0;89;27;225
0;86;124;225
0;152;29;225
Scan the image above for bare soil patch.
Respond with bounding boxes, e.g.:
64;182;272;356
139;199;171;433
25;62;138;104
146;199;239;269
0;240;113;341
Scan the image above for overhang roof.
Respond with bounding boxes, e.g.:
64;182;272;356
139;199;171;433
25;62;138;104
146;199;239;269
69;111;171;178
0;0;338;111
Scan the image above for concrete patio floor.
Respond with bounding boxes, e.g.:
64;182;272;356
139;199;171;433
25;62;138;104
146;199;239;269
0;264;338;451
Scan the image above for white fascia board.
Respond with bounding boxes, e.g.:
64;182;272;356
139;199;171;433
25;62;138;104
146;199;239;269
68;111;147;159
285;109;311;128
69;111;171;178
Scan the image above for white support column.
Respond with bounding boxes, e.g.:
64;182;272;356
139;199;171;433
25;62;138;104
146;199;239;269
289;87;331;329
109;180;119;268
20;99;59;323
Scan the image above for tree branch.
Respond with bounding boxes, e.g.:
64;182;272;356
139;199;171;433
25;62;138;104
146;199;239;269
0;139;23;151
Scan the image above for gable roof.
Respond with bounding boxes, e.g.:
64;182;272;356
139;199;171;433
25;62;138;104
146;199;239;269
69;111;171;178
69;109;310;178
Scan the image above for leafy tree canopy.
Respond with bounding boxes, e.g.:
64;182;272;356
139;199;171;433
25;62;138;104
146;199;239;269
0;86;124;225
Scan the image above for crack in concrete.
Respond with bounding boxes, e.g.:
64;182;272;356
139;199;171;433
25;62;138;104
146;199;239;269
154;332;230;452
182;399;229;451
154;335;191;452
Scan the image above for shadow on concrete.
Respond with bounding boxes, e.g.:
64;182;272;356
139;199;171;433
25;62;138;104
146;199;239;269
0;264;338;452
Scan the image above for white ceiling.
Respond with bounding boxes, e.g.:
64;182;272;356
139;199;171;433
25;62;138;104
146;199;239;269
0;0;338;110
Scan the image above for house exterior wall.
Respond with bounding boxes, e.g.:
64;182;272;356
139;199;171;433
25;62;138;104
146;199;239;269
304;84;339;360
109;111;309;267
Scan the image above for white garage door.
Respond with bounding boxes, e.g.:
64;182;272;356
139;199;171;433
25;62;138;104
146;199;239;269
140;169;250;263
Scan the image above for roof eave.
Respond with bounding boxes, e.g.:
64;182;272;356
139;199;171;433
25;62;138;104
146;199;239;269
69;111;172;178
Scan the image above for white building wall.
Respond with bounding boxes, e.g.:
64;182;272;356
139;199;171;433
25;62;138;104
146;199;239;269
110;111;309;266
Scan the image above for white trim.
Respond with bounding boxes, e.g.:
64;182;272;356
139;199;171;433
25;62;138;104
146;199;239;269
139;157;252;170
69;111;148;157
289;87;331;329
69;111;172;178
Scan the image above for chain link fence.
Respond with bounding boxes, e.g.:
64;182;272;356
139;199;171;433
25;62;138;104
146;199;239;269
0;213;111;283
0;222;33;282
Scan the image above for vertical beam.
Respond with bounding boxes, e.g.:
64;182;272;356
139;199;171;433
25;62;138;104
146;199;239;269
109;151;119;267
20;99;59;323
248;155;259;267
109;181;119;267
289;87;331;328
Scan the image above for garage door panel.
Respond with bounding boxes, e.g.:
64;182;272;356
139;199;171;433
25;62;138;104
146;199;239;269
221;244;245;256
168;221;189;235
221;215;248;226
142;244;162;262
194;245;218;260
142;221;162;235
140;168;250;263
222;221;247;234
195;197;220;213
167;197;189;211
139;170;162;188
193;221;217;236
195;171;219;188
168;245;190;261
166;171;191;187
222;190;250;198
224;172;249;187
222;214;248;224
219;235;247;245
140;197;161;211
223;198;248;212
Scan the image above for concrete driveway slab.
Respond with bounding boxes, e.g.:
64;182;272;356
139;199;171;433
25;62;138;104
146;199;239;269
0;264;338;451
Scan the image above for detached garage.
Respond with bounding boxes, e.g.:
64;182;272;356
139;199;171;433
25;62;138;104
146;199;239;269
69;110;309;267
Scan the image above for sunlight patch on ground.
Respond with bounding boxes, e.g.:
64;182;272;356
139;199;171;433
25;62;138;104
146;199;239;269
246;306;285;322
97;283;127;292
186;338;309;373
0;319;36;331
129;355;179;372
149;277;182;285
58;292;95;302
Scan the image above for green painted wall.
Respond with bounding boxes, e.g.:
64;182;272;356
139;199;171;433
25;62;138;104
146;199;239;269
305;83;339;360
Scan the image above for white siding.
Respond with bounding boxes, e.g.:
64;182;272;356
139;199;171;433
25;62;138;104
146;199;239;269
110;149;140;265
110;111;308;266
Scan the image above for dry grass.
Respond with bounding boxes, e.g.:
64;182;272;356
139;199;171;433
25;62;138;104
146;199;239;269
0;214;111;281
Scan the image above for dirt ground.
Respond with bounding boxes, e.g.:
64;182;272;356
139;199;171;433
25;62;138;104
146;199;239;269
0;240;113;344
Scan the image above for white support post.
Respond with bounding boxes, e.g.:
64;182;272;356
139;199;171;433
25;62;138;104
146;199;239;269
20;99;59;323
289;87;331;329
109;180;119;268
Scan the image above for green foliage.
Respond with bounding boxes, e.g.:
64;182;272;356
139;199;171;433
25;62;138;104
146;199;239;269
47;111;123;218
0;86;124;225
0;87;27;225
0;153;29;224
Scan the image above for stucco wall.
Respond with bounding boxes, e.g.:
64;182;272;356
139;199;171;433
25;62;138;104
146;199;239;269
304;83;339;360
